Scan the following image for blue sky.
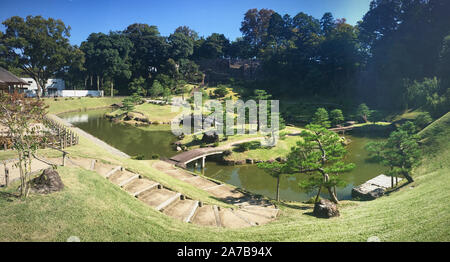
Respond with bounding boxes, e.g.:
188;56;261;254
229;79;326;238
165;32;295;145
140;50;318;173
0;0;372;45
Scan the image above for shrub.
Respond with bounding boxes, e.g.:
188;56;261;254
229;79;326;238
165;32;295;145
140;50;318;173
330;109;344;127
133;154;145;160
213;141;219;147
238;141;261;152
311;108;331;128
151;154;160;160
414;112;433;129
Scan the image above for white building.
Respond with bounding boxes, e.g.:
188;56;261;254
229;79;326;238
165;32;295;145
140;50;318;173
21;78;103;97
21;78;65;97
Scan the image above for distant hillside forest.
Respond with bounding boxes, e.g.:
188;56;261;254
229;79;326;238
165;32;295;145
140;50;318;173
1;0;449;114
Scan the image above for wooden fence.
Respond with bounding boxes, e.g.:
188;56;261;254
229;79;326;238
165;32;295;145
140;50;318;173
0;116;79;151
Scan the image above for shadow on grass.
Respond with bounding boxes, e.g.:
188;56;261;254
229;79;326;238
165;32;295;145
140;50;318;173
0;190;19;202
277;202;311;211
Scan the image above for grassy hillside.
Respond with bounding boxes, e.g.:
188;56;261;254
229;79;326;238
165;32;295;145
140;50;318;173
0;110;448;241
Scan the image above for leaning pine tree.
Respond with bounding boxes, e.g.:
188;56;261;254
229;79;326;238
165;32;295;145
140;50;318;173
286;124;355;204
366;121;420;184
0;92;49;197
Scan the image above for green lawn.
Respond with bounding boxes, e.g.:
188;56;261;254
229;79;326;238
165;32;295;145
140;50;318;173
0;99;448;241
44;97;124;114
107;103;182;123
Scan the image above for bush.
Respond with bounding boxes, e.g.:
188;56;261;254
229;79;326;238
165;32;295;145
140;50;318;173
151;154;160;160
237;141;261;152
330;109;344;127
132;154;145;160
414;112;433;129
213;85;229;98
200;143;207;148
213;141;219;147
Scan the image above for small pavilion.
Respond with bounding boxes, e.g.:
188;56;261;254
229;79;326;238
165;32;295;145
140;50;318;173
0;67;30;93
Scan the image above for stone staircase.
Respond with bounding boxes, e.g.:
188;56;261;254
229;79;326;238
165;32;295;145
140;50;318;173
59;156;280;228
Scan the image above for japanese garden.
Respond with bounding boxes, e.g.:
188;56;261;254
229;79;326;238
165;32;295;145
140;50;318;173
0;0;449;243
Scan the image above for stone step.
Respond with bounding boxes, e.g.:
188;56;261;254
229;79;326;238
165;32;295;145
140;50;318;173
108;170;137;186
184;201;199;223
233;209;273;226
241;206;279;219
219;208;253;228
90;159;96;170
104;166;122;178
156;192;181;211
163;199;198;222
184;176;220;190
94;162;119;177
138;188;179;209
164;169;194;180
67;157;93;170
191;205;219;227
123;178;159;196
213;205;222;227
205;184;245;199
119;173;140;187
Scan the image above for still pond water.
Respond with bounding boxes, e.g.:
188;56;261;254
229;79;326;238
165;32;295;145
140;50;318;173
60;108;386;202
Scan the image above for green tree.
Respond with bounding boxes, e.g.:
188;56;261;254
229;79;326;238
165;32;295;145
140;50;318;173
2;16;81;98
123;23;169;79
311;108;331;128
81;32;133;95
366;121;421;184
122;97;135;113
329;109;344;127
162;87;172;102
356;103;371;123
168;32;194;60
128;77;147;96
285;124;355;204
213;85;229;98
150;80;164;98
257;161;287;202
414;112;433;129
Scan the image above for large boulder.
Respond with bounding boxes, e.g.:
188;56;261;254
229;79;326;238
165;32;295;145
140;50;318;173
30;168;64;194
201;132;219;144
352;184;385;200
313;199;340;218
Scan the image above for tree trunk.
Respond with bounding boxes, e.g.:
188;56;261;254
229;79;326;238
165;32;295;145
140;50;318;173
97;75;100;91
315;185;322;203
276;175;280;202
391;175;394;188
402;171;414;183
110;81;114;97
327;186;339;204
35;80;42;99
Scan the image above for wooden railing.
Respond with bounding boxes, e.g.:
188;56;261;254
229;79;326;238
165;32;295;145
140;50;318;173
0;116;79;151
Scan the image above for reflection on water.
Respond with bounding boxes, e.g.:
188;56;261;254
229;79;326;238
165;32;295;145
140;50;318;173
61;108;387;202
64;114;89;124
60;109;178;159
188;136;387;202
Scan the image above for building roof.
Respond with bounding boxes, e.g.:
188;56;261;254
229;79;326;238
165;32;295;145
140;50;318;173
0;67;30;85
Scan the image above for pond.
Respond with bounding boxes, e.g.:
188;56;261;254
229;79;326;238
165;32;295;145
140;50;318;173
60;108;387;202
60;108;178;159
